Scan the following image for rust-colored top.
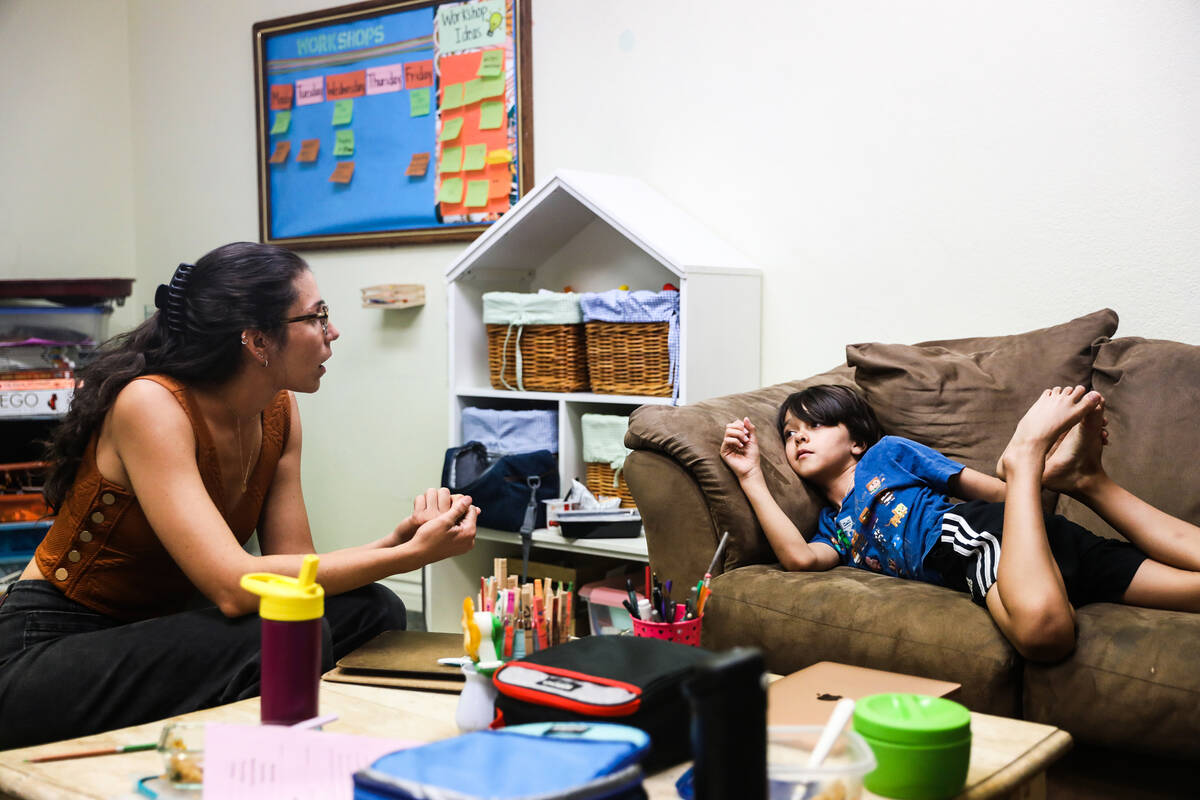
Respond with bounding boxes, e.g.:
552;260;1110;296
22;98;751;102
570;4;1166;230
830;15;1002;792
34;375;291;621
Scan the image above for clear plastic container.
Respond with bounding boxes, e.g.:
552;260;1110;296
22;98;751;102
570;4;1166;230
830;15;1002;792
767;725;877;800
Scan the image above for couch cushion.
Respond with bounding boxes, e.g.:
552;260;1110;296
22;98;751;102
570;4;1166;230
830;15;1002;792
1023;603;1200;759
846;309;1118;477
1057;337;1200;540
701;565;1021;717
626;367;856;569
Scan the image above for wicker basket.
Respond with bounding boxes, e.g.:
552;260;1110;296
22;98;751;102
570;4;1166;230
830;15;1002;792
584;321;672;397
485;323;589;393
585;462;636;508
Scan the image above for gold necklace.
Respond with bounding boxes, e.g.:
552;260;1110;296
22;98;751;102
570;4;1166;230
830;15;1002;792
217;397;255;492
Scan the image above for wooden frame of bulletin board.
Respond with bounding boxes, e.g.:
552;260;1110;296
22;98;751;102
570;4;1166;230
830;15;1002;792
252;0;533;249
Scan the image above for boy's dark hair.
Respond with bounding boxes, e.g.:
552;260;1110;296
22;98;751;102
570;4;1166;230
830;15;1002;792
776;385;884;450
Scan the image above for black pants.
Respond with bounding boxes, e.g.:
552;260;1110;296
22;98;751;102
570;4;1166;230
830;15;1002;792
0;580;405;750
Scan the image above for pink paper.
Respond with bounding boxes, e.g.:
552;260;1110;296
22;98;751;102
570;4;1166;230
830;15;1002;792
201;723;418;800
295;77;325;106
366;64;405;95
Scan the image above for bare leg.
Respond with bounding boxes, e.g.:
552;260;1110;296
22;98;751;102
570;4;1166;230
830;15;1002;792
988;386;1102;662
1058;427;1200;572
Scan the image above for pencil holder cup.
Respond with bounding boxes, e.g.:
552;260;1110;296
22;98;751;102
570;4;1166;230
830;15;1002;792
631;603;703;647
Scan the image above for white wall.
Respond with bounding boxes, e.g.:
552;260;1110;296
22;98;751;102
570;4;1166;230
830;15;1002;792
0;0;140;332
4;0;1199;557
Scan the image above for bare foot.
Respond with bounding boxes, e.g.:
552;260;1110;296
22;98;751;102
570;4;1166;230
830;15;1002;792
1042;400;1108;493
997;386;1103;479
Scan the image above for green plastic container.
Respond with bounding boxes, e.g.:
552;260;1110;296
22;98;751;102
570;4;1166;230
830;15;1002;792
852;693;971;800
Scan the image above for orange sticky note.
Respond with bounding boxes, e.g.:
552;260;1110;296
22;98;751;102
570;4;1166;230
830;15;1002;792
326;70;366;100
404;59;434;89
406;152;430;177
329;161;355;183
297;139;320;162
268;140;290;164
270;83;294;110
489;171;509;198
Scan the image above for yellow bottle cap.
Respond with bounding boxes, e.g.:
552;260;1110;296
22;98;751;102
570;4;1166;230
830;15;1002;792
240;554;324;621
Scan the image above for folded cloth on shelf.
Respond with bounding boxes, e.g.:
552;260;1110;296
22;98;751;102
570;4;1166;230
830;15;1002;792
581;413;632;477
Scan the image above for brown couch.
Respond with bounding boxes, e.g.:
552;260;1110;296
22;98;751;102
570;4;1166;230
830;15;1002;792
623;310;1200;775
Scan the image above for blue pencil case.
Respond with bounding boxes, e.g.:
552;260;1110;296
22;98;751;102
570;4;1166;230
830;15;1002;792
352;722;650;800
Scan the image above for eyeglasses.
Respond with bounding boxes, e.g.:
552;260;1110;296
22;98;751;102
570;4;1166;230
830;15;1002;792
284;303;330;336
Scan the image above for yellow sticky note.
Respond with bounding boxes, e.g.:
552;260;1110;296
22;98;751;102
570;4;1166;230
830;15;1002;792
479;101;504;130
439;177;464;204
486;148;513;165
440;117;464;142
462;143;487;171
465;179;490;208
440;146;462;173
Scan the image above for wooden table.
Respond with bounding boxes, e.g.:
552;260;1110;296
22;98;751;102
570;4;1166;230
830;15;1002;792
0;682;1070;800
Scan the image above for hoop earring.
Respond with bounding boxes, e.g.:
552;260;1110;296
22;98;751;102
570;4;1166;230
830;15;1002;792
241;334;248;345
261;356;269;368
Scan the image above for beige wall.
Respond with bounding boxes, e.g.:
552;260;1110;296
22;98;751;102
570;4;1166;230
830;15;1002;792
3;0;1199;555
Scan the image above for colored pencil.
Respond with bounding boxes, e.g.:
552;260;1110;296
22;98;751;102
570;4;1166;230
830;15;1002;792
25;743;156;763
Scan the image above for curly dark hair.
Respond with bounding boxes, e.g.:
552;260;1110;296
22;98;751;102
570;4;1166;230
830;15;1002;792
775;384;884;450
42;242;308;510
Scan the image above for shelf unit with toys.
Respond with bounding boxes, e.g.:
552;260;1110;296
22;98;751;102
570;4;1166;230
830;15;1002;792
426;169;761;633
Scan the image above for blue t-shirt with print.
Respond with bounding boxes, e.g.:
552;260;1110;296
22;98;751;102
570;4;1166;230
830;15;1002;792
811;436;964;581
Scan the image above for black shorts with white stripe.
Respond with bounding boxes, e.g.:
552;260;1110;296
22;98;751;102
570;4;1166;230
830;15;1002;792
922;500;1148;607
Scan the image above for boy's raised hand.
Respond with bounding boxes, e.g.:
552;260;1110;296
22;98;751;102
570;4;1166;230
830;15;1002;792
720;417;761;481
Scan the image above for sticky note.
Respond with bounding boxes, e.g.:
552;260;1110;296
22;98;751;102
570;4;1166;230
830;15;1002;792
297;139;320;162
332;99;353;126
479;101;504;130
270;83;294;110
442;83;464;110
486;147;513;165
409;87;431;117
270;111;291;135
462;143;487;171
477;49;504;77
479;75;504;99
296;76;324;106
465;179;490;207
268;140;291;164
334;129;355;156
406;152;430;177
404;60;434;88
464;79;484;106
329;161;355;183
440;117;463;142
489;172;510;198
438;177;464;204
439;146;462;173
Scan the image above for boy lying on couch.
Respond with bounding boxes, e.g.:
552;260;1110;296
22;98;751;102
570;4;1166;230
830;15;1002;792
719;384;1200;662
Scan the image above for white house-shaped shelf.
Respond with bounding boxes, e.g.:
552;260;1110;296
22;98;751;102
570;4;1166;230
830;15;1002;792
445;168;763;404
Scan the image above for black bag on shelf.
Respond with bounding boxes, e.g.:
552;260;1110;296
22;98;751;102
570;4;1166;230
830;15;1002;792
441;442;559;534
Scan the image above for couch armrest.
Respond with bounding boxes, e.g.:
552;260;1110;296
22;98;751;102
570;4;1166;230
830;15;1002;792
625;367;856;572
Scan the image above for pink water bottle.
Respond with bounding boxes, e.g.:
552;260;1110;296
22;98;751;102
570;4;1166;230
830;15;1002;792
240;554;324;725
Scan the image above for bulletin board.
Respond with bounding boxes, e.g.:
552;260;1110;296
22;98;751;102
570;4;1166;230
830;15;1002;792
252;0;533;249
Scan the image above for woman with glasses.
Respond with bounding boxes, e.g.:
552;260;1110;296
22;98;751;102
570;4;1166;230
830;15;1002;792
0;242;478;748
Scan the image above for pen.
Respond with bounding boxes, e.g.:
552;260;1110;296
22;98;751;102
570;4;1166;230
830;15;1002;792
625;578;641;619
623;598;641;620
704;531;732;589
25;743;157;763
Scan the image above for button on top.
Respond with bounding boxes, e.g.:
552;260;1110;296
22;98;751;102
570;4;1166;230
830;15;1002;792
79;530;93;543
68;550;81;563
55;568;68;581
101;492;116;505
91;511;104;524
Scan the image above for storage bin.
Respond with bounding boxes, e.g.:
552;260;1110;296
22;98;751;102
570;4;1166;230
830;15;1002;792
579;290;679;399
482;292;588;393
581;414;635;508
0;305;111;345
462;407;558;455
578;578;645;636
